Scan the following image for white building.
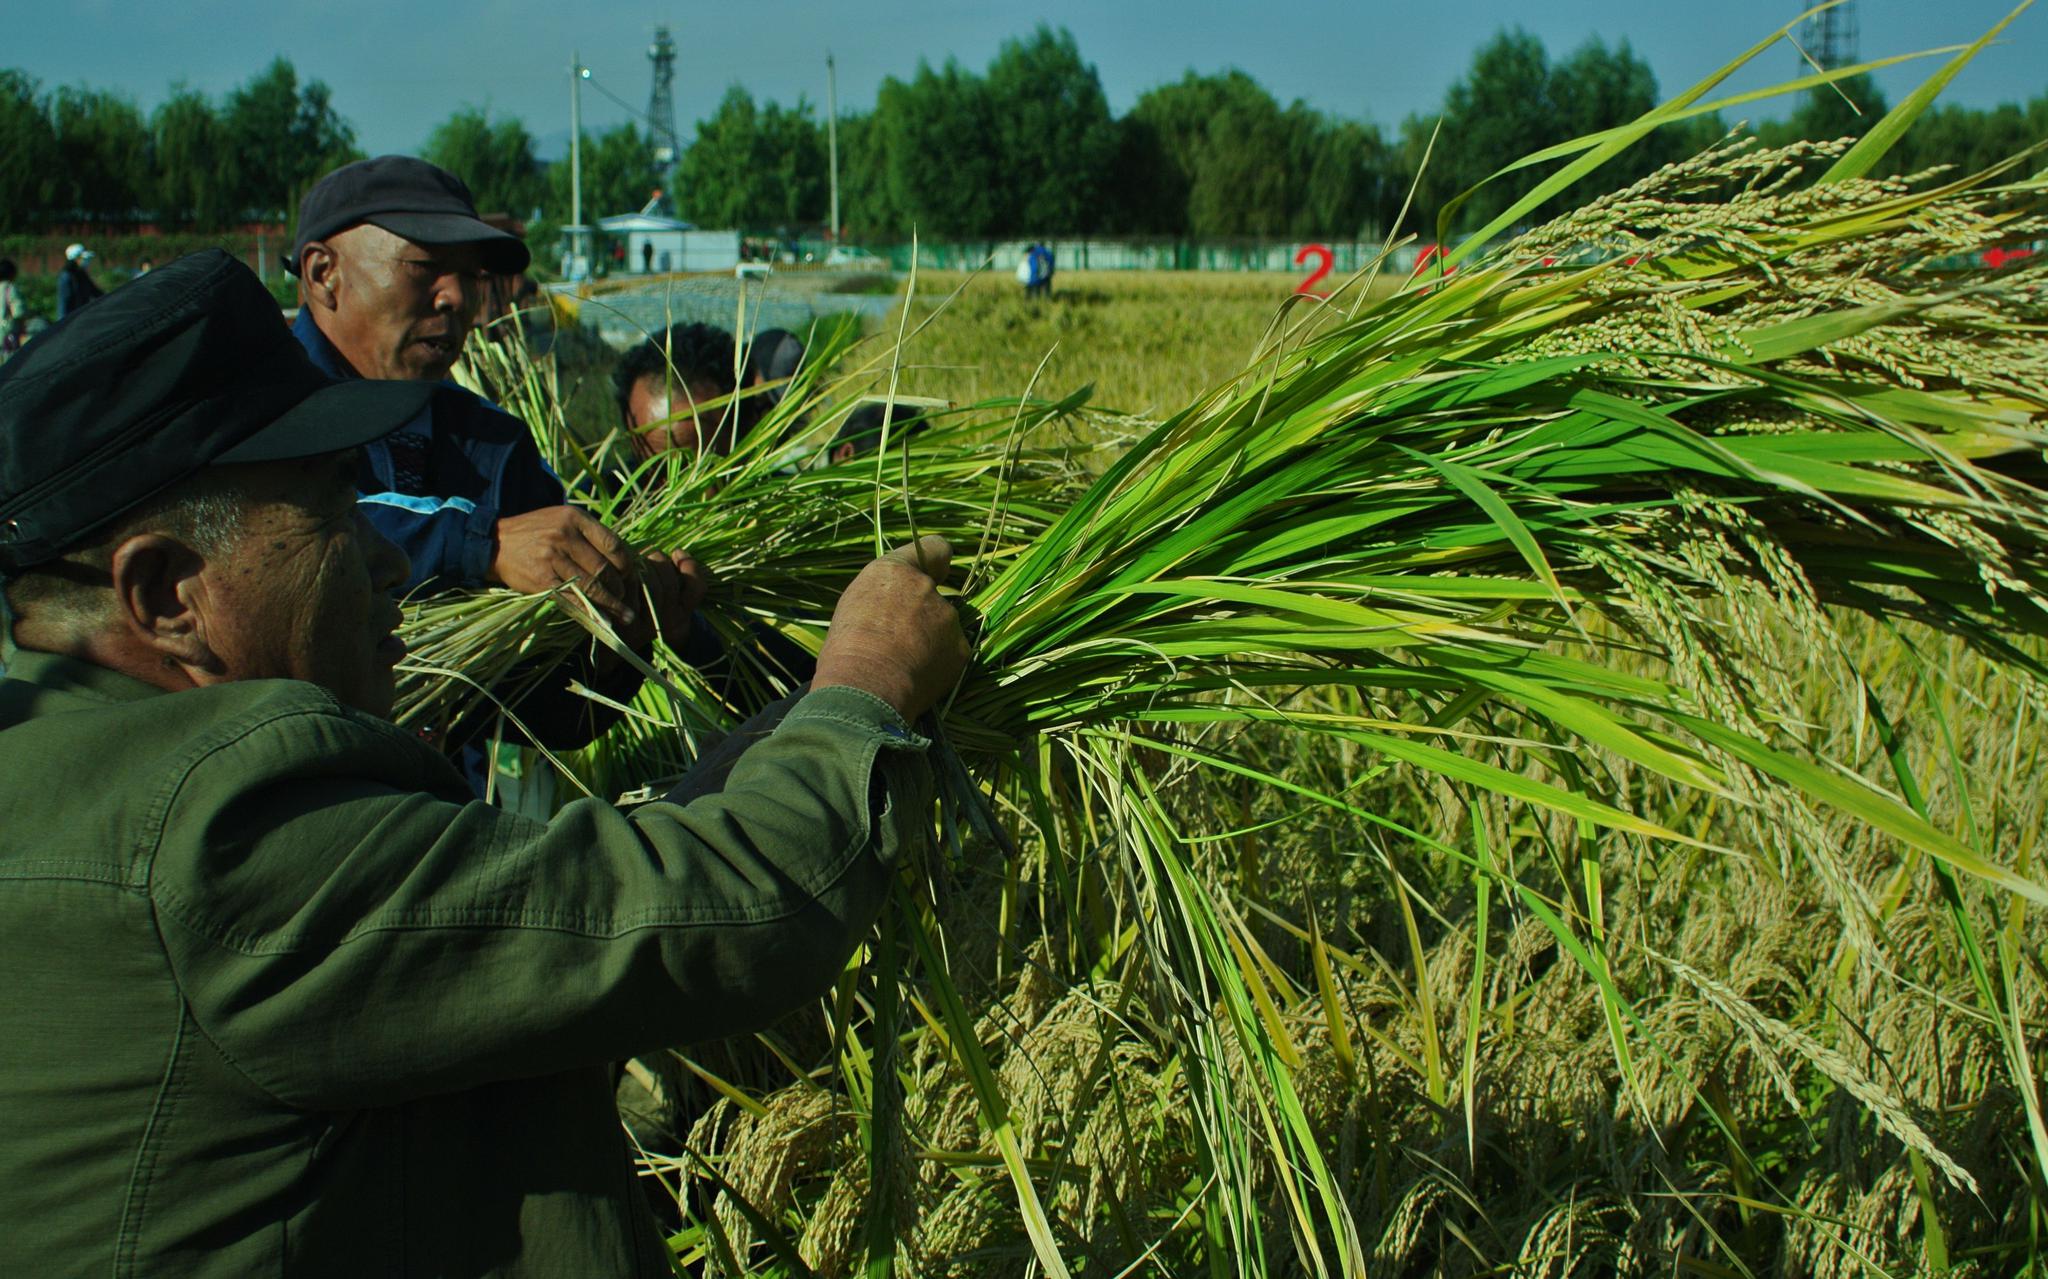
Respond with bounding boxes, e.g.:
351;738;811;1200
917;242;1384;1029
595;213;740;275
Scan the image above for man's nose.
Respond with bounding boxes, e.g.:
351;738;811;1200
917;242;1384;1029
433;270;475;316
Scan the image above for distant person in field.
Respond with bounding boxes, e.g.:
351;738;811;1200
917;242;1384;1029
641;240;654;274
0;250;968;1278
1017;241;1054;299
285;154;698;782
0;260;21;358
56;244;102;319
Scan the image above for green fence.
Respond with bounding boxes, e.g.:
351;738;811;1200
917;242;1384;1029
860;238;1398;274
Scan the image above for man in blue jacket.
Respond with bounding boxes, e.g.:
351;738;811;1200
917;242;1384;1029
285;157;696;758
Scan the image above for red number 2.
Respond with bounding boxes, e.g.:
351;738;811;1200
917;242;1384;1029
1295;243;1334;297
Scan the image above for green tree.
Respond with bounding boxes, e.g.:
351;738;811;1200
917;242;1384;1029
545;122;664;224
1100;113;1186;234
151;86;233;228
220;58;358;223
869;60;1000;238
1398;30;1556;232
51;87;149;220
1541;38;1675;216
752;98;826;227
422;107;543;217
1892;98;2041;178
1549;38;1658;145
1397;32;1685;236
0;71;59;230
1762;73;1890;148
1287;110;1391;239
983;26;1118;234
678;87;826;229
834;111;903;239
1129;71;1294;237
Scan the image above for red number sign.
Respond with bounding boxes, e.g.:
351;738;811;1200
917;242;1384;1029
1295;243;1334;297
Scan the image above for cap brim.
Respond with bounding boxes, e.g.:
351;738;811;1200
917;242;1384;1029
365;212;532;274
216;378;440;464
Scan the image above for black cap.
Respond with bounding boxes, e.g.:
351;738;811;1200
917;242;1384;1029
833;400;931;457
288;155;531;277
0;250;439;572
747;328;805;407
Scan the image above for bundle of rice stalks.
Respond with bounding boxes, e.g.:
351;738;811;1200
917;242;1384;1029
405;10;2048;1275
397;313;1094;747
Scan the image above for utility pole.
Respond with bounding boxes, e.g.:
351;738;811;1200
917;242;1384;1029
826;52;841;248
569;51;588;278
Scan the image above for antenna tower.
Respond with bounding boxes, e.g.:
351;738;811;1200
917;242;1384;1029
647;25;680;174
1800;1;1858;70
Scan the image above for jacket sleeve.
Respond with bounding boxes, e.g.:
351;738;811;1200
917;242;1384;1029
147;684;930;1110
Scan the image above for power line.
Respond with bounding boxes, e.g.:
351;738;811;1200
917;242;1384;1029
578;71;666;140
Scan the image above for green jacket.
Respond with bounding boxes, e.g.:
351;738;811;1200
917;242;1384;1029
0;649;931;1276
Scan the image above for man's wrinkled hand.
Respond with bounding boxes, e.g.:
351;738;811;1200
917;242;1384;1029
489;506;638;622
814;535;970;720
622;550;710;653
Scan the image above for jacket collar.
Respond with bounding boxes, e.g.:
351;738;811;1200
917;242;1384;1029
291;307;358;382
0;648;166;706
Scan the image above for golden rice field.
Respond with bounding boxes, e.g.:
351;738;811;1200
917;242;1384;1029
431;82;2048;1272
520;267;2044;1276
812;312;2030;1279
883;270;1362;416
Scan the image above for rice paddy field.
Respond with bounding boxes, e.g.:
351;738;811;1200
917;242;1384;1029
885;271;1352;416
416;25;2048;1277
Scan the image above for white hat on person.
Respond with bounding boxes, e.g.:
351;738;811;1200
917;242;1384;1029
64;244;93;263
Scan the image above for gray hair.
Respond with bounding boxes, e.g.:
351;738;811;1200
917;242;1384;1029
1;474;251;636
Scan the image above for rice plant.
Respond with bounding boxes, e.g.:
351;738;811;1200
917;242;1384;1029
406;9;2048;1274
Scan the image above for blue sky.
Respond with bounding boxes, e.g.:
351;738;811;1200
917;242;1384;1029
17;1;2046;158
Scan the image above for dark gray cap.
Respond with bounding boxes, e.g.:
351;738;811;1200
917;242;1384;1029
288;155;531;276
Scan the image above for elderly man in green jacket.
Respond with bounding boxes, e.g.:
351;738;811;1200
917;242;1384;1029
0;250;970;1276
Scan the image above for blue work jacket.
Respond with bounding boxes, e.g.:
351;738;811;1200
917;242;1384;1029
291;310;640;775
292;310;564;596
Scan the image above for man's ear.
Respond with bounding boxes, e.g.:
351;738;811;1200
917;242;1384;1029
300;241;341;312
108;534;223;676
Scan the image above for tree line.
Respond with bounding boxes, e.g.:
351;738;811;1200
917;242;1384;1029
1;59;356;232
5;27;2045;243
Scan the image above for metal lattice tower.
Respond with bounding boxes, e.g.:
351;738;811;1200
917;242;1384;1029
646;26;680;171
1799;1;1858;70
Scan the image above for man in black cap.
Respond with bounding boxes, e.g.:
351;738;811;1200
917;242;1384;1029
0;249;969;1275
287;156;676;625
287;154;683;775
